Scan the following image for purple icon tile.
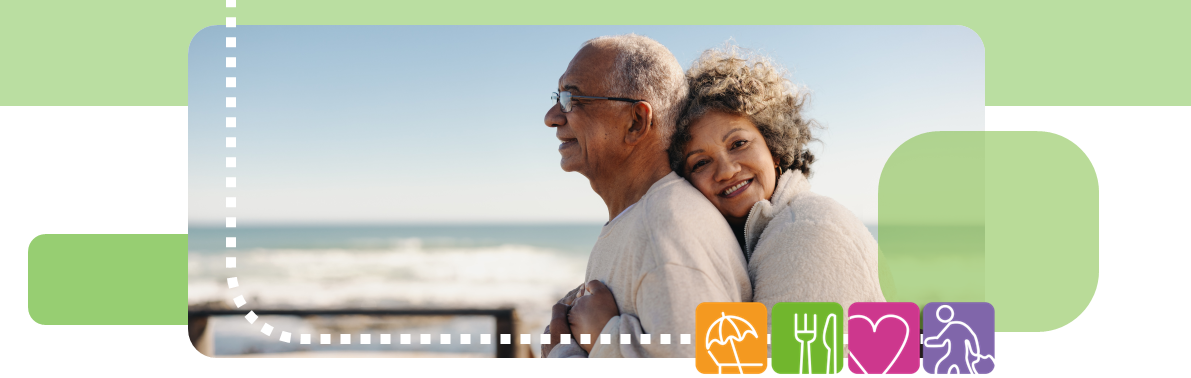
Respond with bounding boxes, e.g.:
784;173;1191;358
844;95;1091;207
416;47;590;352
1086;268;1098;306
922;302;995;374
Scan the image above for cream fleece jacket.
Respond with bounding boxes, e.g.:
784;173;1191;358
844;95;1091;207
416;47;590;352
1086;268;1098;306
547;172;752;358
743;170;885;325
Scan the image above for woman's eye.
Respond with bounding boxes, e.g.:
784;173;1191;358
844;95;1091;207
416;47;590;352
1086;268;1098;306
732;139;748;149
690;160;709;172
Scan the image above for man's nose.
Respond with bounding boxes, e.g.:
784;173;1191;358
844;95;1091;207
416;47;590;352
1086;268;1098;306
545;103;566;128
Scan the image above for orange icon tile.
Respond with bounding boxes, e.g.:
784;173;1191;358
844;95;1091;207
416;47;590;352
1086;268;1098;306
696;302;768;374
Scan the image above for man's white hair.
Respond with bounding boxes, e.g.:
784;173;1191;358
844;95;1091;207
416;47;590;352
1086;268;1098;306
582;34;687;146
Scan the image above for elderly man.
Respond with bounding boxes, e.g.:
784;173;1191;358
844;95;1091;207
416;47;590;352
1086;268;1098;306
541;34;751;358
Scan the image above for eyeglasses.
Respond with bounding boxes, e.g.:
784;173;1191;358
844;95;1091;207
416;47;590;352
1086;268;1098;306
551;91;644;113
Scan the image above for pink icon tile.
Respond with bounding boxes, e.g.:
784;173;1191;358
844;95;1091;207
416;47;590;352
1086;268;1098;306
848;302;920;374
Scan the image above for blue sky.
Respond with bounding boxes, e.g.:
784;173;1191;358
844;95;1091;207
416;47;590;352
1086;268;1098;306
188;26;983;225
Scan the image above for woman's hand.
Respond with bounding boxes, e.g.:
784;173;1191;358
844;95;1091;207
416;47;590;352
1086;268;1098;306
568;280;620;353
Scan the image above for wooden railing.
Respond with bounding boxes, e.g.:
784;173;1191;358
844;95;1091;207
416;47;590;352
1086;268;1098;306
187;308;517;358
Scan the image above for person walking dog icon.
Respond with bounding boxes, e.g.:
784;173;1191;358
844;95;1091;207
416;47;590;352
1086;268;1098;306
923;304;996;374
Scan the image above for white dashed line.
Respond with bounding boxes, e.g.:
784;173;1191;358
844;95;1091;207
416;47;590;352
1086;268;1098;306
218;11;257;345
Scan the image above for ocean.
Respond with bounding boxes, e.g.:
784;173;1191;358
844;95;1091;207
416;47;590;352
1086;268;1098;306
188;224;600;356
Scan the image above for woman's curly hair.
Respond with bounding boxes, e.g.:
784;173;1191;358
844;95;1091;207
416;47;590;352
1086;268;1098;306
669;45;819;177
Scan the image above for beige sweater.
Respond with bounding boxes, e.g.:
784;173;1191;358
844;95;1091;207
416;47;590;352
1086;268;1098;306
743;170;885;325
547;172;752;358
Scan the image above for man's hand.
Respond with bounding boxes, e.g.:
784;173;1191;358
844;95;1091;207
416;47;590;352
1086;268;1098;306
559;283;585;306
541;300;574;357
568;280;620;353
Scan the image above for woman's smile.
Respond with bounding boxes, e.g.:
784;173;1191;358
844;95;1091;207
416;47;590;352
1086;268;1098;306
720;178;753;198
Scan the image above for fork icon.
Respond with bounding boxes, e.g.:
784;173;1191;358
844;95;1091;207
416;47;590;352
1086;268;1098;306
794;313;818;374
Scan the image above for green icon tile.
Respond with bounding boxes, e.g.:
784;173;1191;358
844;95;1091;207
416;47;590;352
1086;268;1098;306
772;302;845;374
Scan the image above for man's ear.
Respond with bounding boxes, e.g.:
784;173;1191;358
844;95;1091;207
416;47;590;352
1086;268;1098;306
624;101;654;145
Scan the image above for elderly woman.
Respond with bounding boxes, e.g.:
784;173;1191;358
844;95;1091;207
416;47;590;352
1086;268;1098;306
562;46;884;351
670;46;884;311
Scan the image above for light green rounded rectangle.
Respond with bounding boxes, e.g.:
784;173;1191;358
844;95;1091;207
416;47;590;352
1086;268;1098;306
27;234;187;325
984;132;1098;332
1;1;1189;105
878;131;1098;332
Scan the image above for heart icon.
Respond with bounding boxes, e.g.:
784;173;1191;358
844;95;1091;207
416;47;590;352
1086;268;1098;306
847;302;920;374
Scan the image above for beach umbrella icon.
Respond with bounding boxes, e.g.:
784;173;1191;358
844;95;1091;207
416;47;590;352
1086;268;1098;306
705;312;762;374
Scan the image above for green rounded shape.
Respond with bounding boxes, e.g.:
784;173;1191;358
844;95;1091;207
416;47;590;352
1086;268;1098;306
878;131;1098;332
28;234;187;325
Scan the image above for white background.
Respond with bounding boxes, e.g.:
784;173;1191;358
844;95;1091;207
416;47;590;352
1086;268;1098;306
0;106;1188;376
